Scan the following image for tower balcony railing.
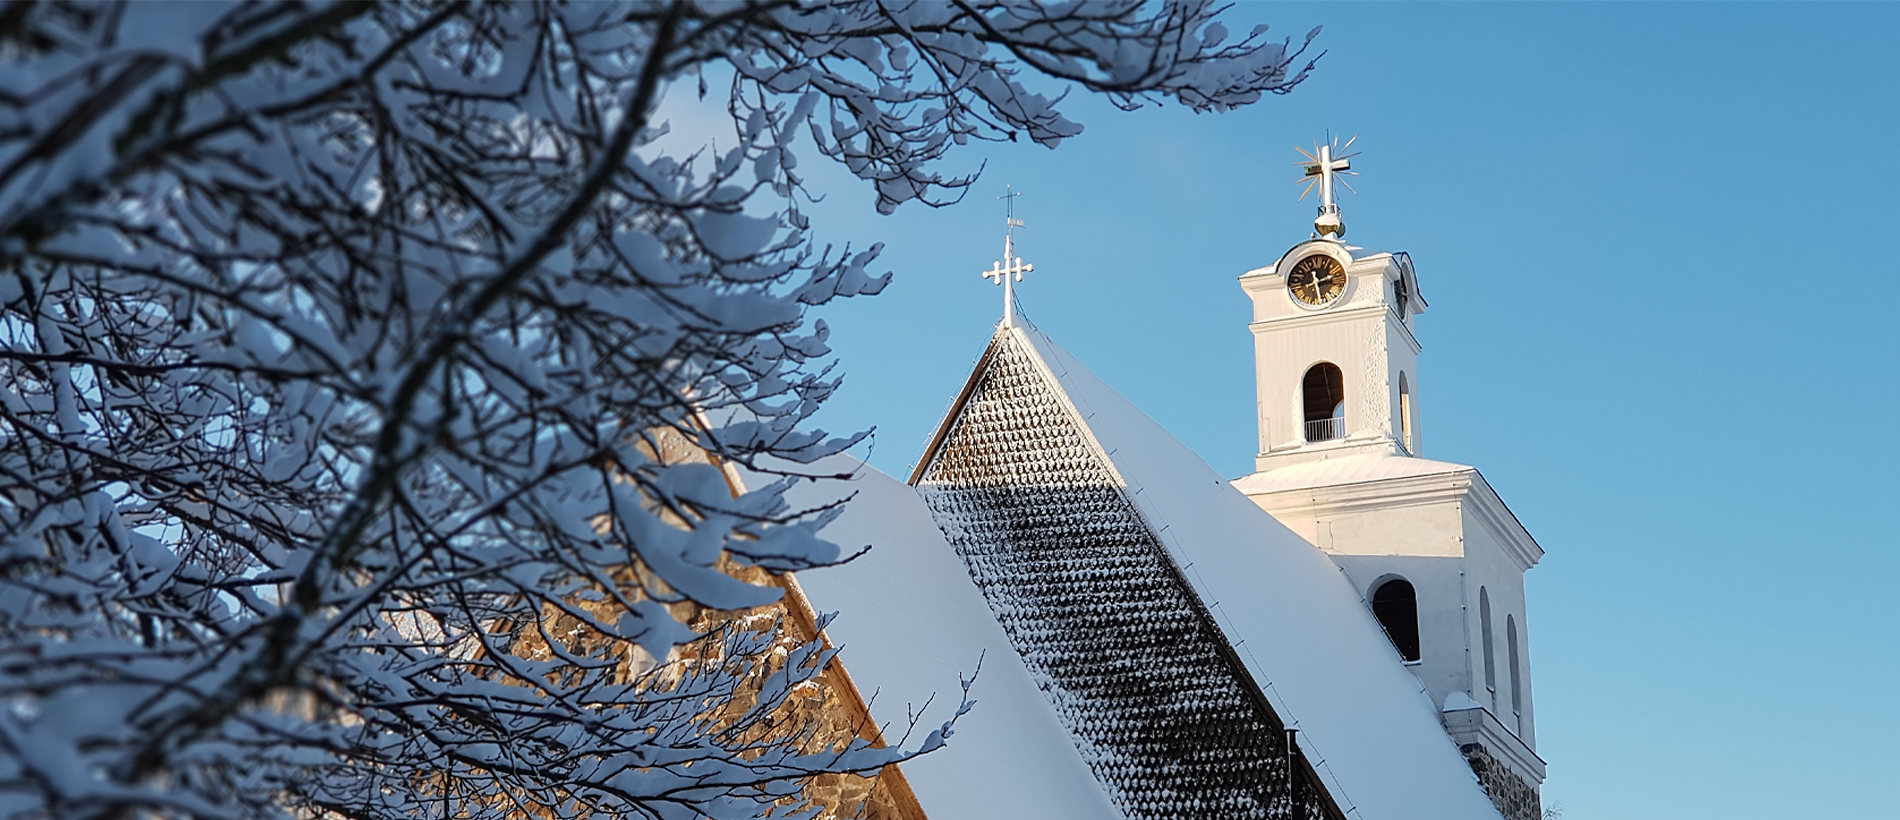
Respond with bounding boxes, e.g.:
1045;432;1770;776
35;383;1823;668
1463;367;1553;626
1304;417;1344;443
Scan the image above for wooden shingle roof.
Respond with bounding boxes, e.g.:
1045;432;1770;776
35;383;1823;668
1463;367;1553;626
907;324;1503;820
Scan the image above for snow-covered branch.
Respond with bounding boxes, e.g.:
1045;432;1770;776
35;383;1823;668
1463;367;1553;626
0;2;1312;818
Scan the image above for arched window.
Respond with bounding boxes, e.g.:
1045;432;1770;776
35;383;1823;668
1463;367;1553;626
1301;363;1345;442
1398;372;1414;453
1480;587;1496;701
1507;614;1522;723
1370;578;1420;662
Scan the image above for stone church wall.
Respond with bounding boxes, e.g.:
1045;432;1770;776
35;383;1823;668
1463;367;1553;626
1459;743;1541;820
646;428;928;820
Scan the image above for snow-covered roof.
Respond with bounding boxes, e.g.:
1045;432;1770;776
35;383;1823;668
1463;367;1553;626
912;333;1338;820
909;324;1500;820
1230;453;1474;496
775;457;1125;820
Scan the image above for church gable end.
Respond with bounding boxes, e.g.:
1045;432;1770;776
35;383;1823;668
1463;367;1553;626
914;332;1340;820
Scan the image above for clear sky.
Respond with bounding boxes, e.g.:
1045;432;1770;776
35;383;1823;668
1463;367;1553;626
722;5;1899;818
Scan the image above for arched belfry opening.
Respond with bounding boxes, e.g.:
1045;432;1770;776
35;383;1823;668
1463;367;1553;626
1398;372;1414;452
1370;578;1421;663
1301;362;1345;442
1507;614;1523;726
1480;586;1496;700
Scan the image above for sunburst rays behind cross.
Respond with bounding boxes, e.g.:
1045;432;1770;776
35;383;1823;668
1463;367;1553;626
1295;132;1360;238
1296;132;1360;206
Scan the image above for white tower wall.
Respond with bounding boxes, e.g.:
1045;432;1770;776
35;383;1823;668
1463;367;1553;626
1239;242;1421;469
1231;238;1547;816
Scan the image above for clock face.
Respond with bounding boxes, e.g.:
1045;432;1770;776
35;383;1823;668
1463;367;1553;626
1286;253;1347;306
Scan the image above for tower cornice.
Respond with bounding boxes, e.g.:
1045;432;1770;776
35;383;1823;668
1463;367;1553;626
1246;304;1424;356
1235;459;1545;571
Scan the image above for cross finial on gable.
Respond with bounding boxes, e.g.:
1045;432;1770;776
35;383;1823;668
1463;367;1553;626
1295;133;1360;240
981;185;1035;328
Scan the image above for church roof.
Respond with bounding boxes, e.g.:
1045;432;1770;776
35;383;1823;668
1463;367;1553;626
776;456;1128;820
1229;453;1475;495
909;324;1502;820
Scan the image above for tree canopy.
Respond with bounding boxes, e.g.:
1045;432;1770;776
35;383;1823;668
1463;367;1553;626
0;3;1315;818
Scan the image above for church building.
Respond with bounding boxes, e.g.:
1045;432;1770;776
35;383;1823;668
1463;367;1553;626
773;138;1548;820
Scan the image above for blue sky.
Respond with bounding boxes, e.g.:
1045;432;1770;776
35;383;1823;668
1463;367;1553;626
754;5;1899;818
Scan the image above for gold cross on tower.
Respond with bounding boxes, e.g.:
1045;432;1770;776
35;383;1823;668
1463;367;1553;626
1296;133;1360;239
981;185;1034;328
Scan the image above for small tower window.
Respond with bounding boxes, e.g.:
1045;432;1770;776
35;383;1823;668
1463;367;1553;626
1398;372;1413;453
1370;578;1420;662
1507;614;1523;725
1480;587;1496;701
1301;362;1345;442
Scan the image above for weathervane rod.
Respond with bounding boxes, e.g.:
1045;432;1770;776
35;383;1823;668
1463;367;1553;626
1002;234;1014;328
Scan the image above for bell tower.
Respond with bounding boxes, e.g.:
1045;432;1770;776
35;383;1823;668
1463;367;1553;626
1231;136;1550;820
1239;239;1423;469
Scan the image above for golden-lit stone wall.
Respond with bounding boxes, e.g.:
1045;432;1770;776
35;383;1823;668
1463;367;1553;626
686;568;926;820
645;427;927;820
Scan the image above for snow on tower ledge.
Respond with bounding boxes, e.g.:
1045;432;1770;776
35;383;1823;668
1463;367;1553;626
901;323;1503;820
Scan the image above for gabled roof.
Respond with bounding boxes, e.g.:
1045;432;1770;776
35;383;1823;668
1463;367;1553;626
774;455;1126;820
912;324;1502;820
913;331;1338;820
